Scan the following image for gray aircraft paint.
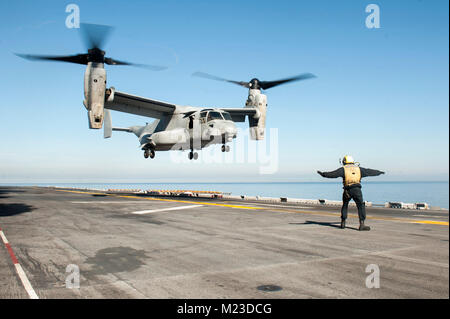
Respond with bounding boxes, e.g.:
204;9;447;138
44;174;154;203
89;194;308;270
246;88;267;140
84;62;107;129
103;86;256;158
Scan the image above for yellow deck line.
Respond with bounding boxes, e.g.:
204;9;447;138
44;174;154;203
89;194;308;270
56;190;263;210
271;207;449;226
411;220;449;226
55;189;449;226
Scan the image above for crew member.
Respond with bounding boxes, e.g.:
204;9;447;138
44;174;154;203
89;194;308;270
317;155;385;231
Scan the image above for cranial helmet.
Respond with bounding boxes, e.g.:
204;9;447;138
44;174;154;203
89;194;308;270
342;155;355;165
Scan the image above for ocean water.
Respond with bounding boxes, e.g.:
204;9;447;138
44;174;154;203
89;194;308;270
2;181;448;209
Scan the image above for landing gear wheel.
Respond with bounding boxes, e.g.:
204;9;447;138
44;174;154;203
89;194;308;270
189;151;198;160
144;150;149;158
225;145;230;152
221;145;226;152
150;150;155;159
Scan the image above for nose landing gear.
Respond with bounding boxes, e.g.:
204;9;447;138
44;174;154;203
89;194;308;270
221;144;230;152
144;149;155;159
188;151;198;160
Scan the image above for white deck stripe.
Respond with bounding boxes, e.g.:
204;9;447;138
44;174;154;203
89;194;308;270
14;264;39;299
373;252;449;269
0;229;39;299
247;203;313;209
132;205;203;215
0;231;9;244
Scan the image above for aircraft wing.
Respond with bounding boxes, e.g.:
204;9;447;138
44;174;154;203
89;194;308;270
105;88;176;119
219;108;259;122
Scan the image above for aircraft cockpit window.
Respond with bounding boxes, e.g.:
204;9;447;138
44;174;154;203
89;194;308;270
222;112;232;121
207;111;223;121
200;112;208;118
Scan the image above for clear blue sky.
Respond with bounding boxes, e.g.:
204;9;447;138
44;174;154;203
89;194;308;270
0;0;448;182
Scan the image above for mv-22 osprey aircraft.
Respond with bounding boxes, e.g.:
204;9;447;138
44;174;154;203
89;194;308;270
17;24;315;160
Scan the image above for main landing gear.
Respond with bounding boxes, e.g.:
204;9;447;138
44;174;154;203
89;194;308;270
188;151;198;160
144;149;155;159
221;144;230;152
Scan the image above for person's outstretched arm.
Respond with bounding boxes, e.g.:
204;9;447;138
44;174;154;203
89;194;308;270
360;167;385;177
317;167;344;178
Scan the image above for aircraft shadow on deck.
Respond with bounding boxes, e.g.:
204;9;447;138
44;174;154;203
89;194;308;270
0;203;34;217
0;188;26;199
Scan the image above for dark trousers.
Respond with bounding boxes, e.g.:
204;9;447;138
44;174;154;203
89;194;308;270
341;186;366;221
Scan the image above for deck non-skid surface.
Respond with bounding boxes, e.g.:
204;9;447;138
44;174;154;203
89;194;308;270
0;186;448;298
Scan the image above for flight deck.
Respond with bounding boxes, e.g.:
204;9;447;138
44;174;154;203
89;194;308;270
0;186;448;299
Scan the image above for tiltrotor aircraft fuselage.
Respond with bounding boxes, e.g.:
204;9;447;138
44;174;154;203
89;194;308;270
17;24;315;160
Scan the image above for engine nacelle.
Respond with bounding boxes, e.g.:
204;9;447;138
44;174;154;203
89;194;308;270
246;89;267;140
83;62;106;129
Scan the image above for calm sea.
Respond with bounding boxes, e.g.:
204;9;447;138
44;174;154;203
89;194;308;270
2;181;448;209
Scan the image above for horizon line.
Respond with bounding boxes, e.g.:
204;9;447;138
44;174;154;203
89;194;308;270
1;180;448;185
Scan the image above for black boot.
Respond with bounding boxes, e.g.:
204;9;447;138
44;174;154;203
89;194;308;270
359;220;370;231
340;219;346;229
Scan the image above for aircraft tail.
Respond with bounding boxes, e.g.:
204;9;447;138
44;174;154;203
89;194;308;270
103;109;144;138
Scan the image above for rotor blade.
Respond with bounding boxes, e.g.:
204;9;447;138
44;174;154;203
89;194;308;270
104;57;167;71
80;23;113;49
192;72;250;88
259;73;316;90
15;53;89;65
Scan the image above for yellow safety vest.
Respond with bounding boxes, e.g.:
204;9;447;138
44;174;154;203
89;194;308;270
343;164;361;187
